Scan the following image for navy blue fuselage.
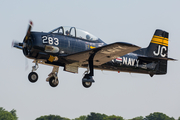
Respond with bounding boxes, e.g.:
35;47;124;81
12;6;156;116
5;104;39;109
24;29;168;77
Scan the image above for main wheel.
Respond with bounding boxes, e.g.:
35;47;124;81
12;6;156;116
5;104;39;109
82;81;92;88
49;76;59;87
28;72;38;83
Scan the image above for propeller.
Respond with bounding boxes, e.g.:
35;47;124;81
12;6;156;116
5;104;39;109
24;20;33;43
12;20;33;49
12;21;33;70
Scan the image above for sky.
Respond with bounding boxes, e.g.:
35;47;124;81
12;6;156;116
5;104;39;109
0;0;180;120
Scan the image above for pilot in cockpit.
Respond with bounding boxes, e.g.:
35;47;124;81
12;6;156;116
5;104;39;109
86;35;90;40
65;30;70;36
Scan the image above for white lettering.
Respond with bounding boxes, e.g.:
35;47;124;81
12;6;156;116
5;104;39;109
42;36;48;43
131;59;136;66
54;38;59;45
122;57;139;67
153;45;167;57
136;59;139;67
42;36;59;45
123;57;127;65
161;46;167;57
153;45;160;56
48;37;53;45
128;58;131;66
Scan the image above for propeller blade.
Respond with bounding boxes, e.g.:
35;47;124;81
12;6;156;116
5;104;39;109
12;21;33;50
24;20;33;42
12;40;23;50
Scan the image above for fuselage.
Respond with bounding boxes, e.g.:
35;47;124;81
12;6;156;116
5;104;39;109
13;22;173;88
24;27;166;76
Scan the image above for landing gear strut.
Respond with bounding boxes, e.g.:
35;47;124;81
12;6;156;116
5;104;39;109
28;61;39;83
46;66;59;87
82;52;96;88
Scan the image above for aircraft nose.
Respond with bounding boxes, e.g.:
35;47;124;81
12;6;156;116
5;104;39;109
23;37;33;56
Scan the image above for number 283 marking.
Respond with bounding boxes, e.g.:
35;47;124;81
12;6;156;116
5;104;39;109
42;36;59;45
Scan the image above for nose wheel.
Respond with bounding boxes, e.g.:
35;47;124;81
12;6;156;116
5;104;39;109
28;72;38;83
28;61;39;83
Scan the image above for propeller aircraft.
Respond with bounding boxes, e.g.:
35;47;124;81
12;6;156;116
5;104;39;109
12;21;176;88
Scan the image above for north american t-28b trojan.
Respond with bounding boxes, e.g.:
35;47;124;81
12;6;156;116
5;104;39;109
12;21;176;88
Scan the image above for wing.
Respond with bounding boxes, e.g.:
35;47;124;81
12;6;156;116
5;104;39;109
64;42;141;66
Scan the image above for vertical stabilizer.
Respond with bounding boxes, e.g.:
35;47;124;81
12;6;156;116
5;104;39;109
146;29;169;75
146;29;169;58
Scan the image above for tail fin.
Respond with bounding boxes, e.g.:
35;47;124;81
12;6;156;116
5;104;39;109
146;29;169;58
146;29;169;75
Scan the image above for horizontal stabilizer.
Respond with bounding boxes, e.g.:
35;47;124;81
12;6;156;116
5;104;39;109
139;56;177;61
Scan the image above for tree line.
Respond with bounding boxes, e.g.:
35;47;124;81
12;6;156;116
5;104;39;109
35;112;178;120
0;107;18;120
0;107;179;120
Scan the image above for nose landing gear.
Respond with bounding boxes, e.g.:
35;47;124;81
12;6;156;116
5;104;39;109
28;61;39;83
28;72;38;83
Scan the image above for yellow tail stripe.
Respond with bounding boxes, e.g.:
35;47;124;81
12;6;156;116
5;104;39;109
151;35;168;46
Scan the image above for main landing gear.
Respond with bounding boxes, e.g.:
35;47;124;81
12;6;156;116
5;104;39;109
82;74;94;88
46;66;59;87
28;60;59;87
82;53;95;88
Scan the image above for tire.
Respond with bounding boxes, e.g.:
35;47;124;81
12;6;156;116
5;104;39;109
82;81;92;88
28;72;38;83
49;77;59;87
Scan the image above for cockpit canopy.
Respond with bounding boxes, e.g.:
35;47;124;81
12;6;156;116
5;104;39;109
49;26;99;41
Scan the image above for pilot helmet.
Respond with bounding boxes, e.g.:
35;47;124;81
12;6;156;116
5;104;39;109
86;35;90;40
66;30;69;35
